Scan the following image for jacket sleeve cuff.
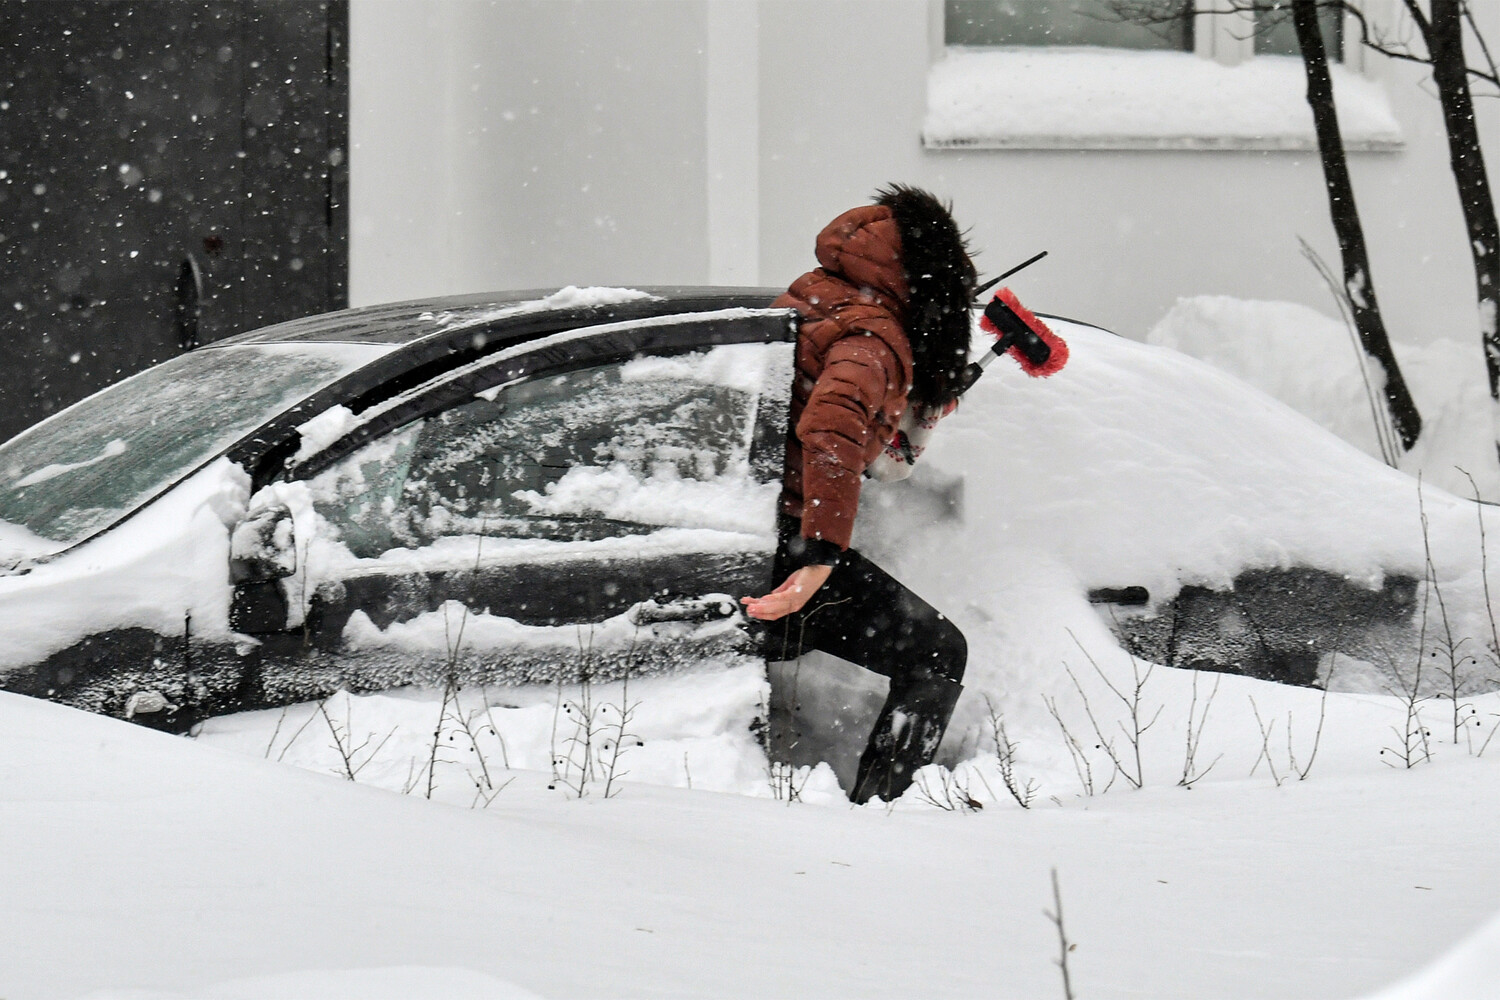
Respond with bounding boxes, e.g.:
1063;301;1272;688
783;534;844;569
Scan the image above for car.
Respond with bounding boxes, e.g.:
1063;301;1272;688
0;285;1431;736
0;287;806;730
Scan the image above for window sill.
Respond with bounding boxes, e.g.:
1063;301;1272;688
923;48;1404;152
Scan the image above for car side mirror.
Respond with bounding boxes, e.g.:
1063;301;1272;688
229;504;297;585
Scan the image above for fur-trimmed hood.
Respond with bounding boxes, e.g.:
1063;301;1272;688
875;185;976;408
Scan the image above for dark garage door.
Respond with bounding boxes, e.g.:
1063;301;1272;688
0;0;348;441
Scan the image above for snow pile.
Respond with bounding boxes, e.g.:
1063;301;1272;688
0;458;250;671
10;681;1500;1000
536;284;657;310
1146;296;1500;499
925;48;1402;149
909;319;1456;603
196;662;822;803
0;517;66;566
292;404;359;465
1366;910;1500;1000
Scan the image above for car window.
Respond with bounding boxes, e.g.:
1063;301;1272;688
309;343;784;558
0;342;389;554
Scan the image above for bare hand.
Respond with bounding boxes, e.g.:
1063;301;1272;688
741;565;834;621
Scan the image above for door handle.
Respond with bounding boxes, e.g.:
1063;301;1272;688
174;252;203;350
632;594;741;625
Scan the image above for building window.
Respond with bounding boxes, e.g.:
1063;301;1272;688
945;0;1193;51
1254;1;1344;60
925;0;1399;150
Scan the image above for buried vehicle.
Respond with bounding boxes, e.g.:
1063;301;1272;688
0;286;1432;734
0;287;801;730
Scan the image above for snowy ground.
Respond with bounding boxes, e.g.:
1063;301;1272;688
7;299;1500;998
6;686;1500;1000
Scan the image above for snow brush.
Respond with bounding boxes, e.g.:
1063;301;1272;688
959;288;1070;394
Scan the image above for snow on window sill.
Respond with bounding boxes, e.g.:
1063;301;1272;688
924;48;1404;152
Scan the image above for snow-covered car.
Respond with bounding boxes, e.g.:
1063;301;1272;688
0;287;802;729
0;285;1435;735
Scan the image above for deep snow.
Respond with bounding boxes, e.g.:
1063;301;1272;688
7;688;1500;1000
6;301;1500;997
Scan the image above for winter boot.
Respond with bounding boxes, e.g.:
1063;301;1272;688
848;674;963;804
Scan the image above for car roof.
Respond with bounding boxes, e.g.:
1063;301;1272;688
210;287;786;348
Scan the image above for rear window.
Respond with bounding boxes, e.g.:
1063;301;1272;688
0;343;389;555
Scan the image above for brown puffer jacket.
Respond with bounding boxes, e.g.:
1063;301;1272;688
774;204;914;554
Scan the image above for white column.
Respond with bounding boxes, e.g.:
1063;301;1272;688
706;0;760;286
1195;0;1254;67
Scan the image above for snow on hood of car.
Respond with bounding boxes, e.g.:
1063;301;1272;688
0;458;250;672
416;285;659;332
0;518;68;569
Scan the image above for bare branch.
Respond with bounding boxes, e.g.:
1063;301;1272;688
1248;695;1285;786
1045;868;1077;1000
1180;670;1224;788
1462;1;1500;92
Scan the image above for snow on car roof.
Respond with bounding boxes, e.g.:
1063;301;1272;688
210;286;784;348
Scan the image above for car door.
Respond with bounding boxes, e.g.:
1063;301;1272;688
231;308;795;705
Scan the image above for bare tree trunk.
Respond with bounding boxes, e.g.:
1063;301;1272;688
1294;0;1423;450
1418;0;1500;455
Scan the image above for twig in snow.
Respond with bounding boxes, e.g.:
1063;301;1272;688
1179;670;1223;789
1045;868;1077;1000
1479;715;1500;757
264;706;289;759
985;697;1037;808
1300;237;1401;467
913;766;983;812
1067;627;1162;789
1248;696;1285;787
1288;654;1332;781
1459;468;1500;682
1044;692;1103;797
274;703;321;762
318;693;396;781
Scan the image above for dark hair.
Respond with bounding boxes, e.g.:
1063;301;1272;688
875;184;976;410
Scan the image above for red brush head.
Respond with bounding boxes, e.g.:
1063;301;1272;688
979;287;1069;378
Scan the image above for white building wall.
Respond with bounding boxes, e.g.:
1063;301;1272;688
348;0;1497;349
349;0;710;306
757;0;1498;344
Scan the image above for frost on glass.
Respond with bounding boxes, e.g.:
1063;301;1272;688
0;344;382;549
309;345;780;558
307;423;424;558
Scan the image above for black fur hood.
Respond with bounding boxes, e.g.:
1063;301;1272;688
875;185;976;409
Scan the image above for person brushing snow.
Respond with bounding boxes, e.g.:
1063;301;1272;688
741;185;978;805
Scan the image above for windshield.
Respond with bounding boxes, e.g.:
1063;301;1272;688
0;342;390;556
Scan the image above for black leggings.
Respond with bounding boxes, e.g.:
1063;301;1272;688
765;531;967;692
